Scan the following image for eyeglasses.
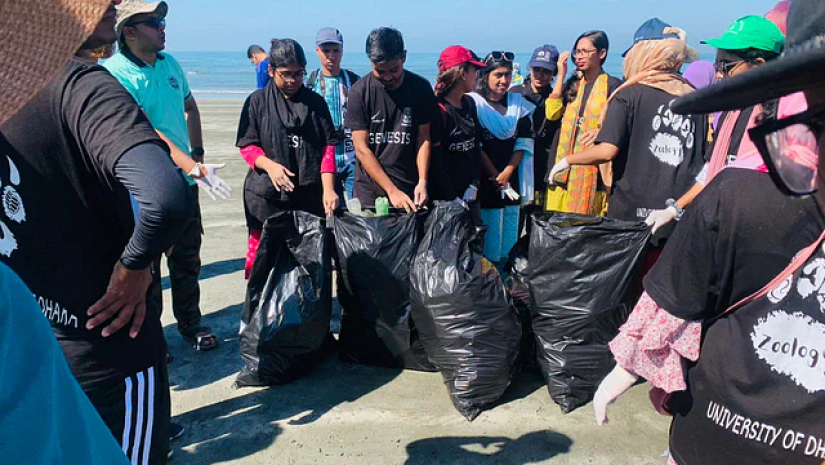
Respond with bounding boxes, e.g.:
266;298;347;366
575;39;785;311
713;60;745;77
748;104;825;196
275;69;307;82
126;17;166;30
485;51;515;63
573;48;599;58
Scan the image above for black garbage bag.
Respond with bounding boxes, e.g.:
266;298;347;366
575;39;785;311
236;211;332;387
503;236;536;373
334;211;435;371
410;202;522;420
529;212;650;413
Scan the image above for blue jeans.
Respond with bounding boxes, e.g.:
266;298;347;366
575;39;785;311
336;162;355;203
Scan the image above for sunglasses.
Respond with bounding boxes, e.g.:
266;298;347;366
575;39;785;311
748;104;825;196
126;17;166;30
485;51;515;63
274;69;307;82
713;60;745;77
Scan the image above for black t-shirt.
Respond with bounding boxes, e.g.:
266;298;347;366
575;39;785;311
646;169;825;464
645;168;824;321
511;79;560;190
429;96;484;200
345;71;438;207
597;85;707;232
478;95;533;209
0;59;167;390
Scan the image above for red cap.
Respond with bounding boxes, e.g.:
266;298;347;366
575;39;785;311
437;45;486;73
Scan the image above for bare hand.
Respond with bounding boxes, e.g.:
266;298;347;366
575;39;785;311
86;261;152;338
388;189;417;214
267;163;295;192
558;51;571;78
578;129;599;148
494;167;514;188
413;182;428;208
323;189;339;217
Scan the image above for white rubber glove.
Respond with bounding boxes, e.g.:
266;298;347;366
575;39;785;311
593;365;639;426
195;163;232;200
645;206;678;234
500;183;520;201
462;185;478;203
547;157;570;185
453;198;469;210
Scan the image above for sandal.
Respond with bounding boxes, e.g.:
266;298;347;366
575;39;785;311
184;327;219;351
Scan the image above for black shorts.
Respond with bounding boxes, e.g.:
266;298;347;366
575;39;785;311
92;363;170;465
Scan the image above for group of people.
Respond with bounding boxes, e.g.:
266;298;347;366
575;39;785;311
0;0;823;463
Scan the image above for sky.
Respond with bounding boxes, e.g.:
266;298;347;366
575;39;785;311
164;0;782;55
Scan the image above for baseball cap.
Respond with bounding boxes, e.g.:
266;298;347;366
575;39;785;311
528;44;560;72
316;27;344;46
673;0;825;115
702;16;785;54
437;45;485;73
623;17;701;61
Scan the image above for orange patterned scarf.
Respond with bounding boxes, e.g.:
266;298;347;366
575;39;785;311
546;73;610;215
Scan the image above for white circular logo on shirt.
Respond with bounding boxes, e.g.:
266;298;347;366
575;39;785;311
750;310;825;394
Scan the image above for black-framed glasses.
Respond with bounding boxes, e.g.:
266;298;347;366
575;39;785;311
485;51;515;63
127;17;166;30
573;48;598;58
748;104;825;196
274;69;307;82
713;60;745;77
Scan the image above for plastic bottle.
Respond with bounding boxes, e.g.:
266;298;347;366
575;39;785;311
375;197;390;217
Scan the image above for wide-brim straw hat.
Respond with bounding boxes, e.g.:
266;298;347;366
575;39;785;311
0;0;110;126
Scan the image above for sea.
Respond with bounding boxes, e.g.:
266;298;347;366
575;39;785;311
172;51;716;100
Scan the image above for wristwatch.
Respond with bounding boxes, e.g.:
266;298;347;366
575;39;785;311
665;198;685;221
190;146;205;158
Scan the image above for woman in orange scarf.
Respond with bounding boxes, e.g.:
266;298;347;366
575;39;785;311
544;30;622;216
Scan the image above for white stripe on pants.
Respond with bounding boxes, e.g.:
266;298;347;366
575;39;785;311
122;368;156;465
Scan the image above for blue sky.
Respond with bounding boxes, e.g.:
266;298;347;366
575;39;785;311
165;0;781;54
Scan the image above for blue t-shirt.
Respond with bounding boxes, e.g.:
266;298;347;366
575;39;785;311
256;58;271;89
0;263;129;464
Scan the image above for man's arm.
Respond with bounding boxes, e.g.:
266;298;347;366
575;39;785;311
352;129;416;212
156;129;204;177
185;96;204;162
414;123;431;206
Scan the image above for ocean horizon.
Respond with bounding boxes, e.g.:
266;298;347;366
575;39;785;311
170;51;716;100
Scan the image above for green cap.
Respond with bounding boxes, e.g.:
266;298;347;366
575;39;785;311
702;15;785;54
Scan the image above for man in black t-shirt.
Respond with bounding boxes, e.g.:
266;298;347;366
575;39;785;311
0;4;193;463
346;27;438;211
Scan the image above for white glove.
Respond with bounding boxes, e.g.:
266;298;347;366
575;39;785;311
462;185;478;203
645;206;678;234
547;157;570;185
195;163;232;200
593;365;639;426
453;197;469;210
500;183;520;201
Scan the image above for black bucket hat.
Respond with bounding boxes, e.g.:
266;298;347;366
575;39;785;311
673;0;825;115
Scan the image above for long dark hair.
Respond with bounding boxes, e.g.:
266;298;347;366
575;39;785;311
564;30;610;102
435;63;474;98
475;54;513;99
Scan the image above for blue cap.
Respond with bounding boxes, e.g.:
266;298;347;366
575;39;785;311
316;27;344;46
528;44;560;72
623;18;679;56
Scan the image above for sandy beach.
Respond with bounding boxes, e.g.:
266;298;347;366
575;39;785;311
161;98;671;465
